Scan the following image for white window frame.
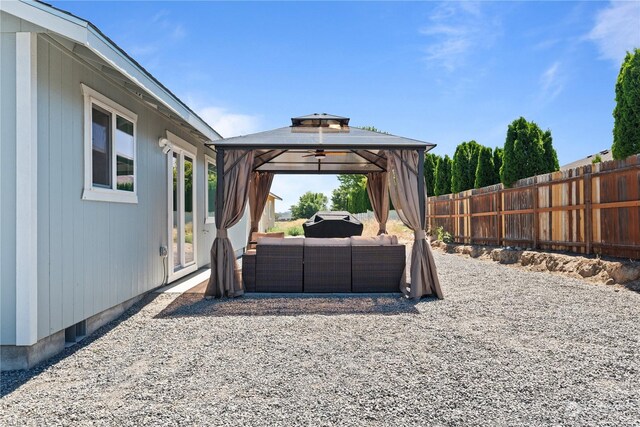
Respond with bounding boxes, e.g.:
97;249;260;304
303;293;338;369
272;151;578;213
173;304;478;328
205;154;216;225
81;83;138;204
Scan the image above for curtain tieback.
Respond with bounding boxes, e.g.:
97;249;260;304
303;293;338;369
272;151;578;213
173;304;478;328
216;229;228;239
414;230;426;240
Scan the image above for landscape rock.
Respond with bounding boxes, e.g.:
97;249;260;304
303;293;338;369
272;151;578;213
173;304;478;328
431;240;640;286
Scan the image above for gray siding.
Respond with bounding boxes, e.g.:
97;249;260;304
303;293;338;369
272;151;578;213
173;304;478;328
1;31;17;345
30;34;246;342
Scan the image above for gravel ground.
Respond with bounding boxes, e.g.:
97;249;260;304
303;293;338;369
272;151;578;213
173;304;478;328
2;252;639;426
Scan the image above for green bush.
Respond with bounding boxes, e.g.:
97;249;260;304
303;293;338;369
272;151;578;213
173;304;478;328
287;226;303;236
435;226;453;243
592;154;602;164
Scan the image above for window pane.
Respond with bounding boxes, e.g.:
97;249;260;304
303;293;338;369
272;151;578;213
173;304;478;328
184;156;194;265
92;106;111;188
207;161;217;219
116;116;134;192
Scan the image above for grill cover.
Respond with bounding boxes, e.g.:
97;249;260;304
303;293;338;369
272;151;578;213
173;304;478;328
302;211;364;238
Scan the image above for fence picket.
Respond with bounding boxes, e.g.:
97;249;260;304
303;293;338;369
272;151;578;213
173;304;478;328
425;154;640;259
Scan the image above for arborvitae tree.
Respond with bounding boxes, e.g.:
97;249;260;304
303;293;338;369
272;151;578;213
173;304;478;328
541;130;559;173
451;144;470;193
501;117;546;187
434;155;452;196
475;146;495;188
612;49;640;159
424;153;440;197
466;141;482;188
452;141;483;192
493;147;503;184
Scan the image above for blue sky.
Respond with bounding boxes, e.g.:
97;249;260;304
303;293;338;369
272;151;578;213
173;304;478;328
54;1;640;212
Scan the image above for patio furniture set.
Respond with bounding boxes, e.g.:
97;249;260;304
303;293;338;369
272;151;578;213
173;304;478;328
242;235;406;293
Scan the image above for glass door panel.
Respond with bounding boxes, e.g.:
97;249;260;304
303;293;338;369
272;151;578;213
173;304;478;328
169;150;197;275
172;153;180;269
184;156;194;265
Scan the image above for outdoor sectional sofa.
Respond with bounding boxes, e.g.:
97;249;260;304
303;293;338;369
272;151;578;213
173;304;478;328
242;235;406;293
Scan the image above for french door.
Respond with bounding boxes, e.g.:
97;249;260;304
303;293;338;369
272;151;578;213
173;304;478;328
168;146;197;280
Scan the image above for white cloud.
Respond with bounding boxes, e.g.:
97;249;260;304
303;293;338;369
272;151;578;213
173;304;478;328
124;9;186;62
539;61;565;103
198;107;262;138
420;2;501;72
588;1;640;64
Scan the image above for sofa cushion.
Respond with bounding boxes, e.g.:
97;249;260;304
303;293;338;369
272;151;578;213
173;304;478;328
350;235;397;246
252;231;285;240
304;237;351;247
257;236;304;246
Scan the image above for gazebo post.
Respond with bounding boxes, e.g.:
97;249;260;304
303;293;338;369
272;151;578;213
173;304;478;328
417;148;426;229
216;148;225;222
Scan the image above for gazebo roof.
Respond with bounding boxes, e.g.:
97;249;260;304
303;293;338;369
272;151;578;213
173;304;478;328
208;114;436;174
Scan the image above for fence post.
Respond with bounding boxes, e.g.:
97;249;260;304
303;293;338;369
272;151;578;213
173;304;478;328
468;192;473;245
584;172;592;255
495;189;502;247
449;194;455;243
532;180;539;249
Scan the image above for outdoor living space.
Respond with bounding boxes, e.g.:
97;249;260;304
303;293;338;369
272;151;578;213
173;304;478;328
2;241;638;425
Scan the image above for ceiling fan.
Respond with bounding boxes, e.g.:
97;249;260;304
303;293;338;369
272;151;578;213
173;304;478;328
301;149;350;159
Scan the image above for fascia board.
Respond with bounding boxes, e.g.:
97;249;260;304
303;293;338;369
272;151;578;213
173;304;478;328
4;0;221;142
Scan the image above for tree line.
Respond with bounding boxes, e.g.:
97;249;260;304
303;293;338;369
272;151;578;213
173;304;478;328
295;48;640;217
425;116;560;196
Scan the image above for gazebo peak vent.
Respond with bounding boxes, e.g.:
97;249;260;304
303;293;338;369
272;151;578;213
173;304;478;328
291;113;350;128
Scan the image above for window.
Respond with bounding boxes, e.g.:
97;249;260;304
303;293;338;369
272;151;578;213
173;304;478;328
81;84;138;203
205;155;217;224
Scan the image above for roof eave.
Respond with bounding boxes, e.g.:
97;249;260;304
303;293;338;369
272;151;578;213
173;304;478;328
2;0;221;142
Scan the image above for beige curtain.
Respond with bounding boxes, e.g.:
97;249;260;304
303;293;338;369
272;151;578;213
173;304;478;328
366;172;389;235
248;171;275;246
386;150;443;299
205;150;255;298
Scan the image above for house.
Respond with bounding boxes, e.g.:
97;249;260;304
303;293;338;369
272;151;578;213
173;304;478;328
560;149;614;170
258;192;282;232
0;0;250;370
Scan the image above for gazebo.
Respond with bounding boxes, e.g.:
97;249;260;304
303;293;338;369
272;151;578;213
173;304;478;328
204;113;443;300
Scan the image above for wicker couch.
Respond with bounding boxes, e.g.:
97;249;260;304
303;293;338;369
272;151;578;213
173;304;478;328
243;235;405;293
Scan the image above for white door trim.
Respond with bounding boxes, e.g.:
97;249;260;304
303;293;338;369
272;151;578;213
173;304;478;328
166;134;198;282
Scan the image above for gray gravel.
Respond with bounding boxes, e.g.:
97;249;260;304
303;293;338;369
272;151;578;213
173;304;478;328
2;252;639;426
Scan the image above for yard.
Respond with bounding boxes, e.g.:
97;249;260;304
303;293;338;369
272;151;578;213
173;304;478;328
2;251;638;426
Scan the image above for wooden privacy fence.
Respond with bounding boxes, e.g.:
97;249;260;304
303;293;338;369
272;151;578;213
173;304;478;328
427;154;640;259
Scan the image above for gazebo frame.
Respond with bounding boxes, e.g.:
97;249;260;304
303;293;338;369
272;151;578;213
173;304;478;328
204;114;443;300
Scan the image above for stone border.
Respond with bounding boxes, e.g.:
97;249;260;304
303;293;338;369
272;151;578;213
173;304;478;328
430;240;640;290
